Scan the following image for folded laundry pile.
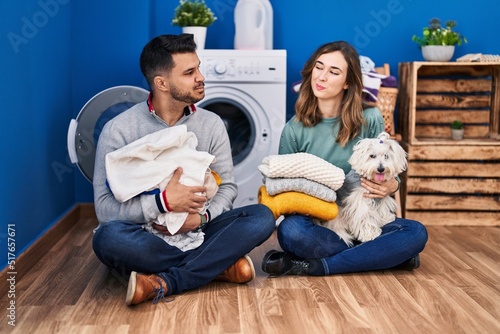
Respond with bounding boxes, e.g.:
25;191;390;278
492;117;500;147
359;55;397;103
257;152;345;220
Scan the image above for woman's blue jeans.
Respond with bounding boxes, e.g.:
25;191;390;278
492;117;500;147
92;204;275;295
277;215;428;275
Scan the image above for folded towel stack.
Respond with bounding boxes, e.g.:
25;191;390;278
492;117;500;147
360;55;397;103
257;153;345;220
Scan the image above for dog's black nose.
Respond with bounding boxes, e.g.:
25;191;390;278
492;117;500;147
377;165;385;173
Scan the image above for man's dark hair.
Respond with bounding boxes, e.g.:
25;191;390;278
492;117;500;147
140;34;197;89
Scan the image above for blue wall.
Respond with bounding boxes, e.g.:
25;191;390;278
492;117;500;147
1;0;73;268
1;0;498;268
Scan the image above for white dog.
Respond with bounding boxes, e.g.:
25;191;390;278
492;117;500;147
324;132;407;246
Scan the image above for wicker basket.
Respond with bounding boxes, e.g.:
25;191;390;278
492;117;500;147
363;86;398;136
375;87;398;136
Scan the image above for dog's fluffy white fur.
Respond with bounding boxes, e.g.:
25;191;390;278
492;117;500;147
323;132;407;246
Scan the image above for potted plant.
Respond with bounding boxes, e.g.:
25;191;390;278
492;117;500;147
412;18;467;62
172;0;217;50
451;119;464;140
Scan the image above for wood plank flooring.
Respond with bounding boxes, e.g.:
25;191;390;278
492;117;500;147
1;216;499;333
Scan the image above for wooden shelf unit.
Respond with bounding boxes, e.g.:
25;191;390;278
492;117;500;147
398;62;500;226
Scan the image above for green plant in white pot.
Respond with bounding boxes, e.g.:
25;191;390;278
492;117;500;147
172;0;217;50
451;119;464;140
412;18;467;62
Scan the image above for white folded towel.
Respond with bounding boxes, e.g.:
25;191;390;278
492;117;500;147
106;125;214;203
258;153;345;191
105;125;216;248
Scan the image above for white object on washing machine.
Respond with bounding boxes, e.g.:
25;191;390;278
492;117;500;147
234;0;273;50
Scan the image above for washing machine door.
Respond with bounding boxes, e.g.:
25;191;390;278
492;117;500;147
197;85;275;207
67;86;149;182
199;97;256;167
197;85;274;167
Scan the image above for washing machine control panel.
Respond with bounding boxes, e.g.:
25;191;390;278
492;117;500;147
213;62;228;75
199;50;286;83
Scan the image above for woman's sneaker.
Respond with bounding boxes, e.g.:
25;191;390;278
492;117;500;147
393;254;421;271
262;250;310;276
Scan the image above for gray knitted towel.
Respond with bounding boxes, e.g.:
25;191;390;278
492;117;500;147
265;177;337;202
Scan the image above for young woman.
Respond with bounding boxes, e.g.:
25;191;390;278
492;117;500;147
261;41;428;276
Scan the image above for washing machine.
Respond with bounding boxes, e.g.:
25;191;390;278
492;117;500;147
67;86;150;182
196;49;287;208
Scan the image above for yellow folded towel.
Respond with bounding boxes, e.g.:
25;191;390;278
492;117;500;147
211;170;222;186
258;186;338;221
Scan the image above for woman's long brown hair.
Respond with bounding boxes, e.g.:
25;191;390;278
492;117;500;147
295;41;365;146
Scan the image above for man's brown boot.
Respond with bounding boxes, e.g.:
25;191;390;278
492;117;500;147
126;271;168;305
215;255;255;284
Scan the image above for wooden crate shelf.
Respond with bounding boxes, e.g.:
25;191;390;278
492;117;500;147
398;61;500;145
398;62;500;226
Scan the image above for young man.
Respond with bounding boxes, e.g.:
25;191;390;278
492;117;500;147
92;34;275;305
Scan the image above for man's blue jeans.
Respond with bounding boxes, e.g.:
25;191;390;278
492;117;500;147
277;215;428;275
92;204;275;295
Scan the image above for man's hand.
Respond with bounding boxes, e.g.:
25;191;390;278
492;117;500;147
165;167;208;213
151;213;202;236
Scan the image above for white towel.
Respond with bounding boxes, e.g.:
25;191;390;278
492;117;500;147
144;169;219;252
258;153;345;191
105;125;215;241
106;125;214;202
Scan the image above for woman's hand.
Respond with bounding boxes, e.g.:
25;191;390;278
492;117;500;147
361;177;399;198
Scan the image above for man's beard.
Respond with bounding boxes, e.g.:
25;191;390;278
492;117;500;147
170;82;205;105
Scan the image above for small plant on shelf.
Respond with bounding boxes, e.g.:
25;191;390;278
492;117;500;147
451;119;464;140
172;0;217;27
451;119;464;129
412;18;467;47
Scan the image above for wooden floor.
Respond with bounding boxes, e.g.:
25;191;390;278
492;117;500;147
1;216;499;334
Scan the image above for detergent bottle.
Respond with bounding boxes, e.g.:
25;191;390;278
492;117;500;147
234;0;273;50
